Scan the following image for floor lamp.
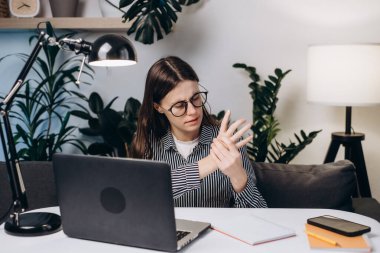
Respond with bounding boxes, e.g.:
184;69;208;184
0;22;137;236
307;44;380;198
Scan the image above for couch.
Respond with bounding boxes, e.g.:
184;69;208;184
0;161;58;220
1;160;379;223
252;160;380;222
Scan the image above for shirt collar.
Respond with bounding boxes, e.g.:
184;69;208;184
161;124;214;151
162;130;176;151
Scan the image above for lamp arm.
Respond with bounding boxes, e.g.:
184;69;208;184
0;31;50;221
58;38;92;55
2;32;47;109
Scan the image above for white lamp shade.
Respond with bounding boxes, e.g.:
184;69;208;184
307;44;380;106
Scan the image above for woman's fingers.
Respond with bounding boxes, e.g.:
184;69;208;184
231;122;252;143
236;135;253;149
225;118;246;136
218;111;253;149
219;110;231;133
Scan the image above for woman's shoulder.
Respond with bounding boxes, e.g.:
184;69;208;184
199;123;220;144
202;123;220;132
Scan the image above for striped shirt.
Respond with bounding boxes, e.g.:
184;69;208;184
146;124;267;208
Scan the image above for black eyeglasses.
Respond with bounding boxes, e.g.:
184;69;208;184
166;91;208;117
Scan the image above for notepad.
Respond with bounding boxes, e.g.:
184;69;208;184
305;224;371;252
211;214;296;245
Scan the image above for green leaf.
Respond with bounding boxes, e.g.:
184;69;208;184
70;110;92;120
232;63;247;69
89;92;104;114
274;68;283;77
124;97;141;119
119;0;134;8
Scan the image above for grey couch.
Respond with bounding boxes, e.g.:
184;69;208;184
252;160;380;222
1;160;379;223
0;161;58;218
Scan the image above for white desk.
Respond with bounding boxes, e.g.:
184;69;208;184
1;208;379;253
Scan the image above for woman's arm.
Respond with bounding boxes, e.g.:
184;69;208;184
210;110;267;207
232;145;267;208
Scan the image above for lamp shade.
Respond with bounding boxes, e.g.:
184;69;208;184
88;34;137;67
307;44;380;106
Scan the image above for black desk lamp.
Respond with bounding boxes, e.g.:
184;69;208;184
0;22;137;236
307;44;380;198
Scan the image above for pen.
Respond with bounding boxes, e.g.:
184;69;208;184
305;230;340;247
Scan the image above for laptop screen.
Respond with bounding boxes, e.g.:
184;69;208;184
53;154;179;251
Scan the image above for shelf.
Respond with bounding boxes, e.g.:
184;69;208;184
0;17;130;31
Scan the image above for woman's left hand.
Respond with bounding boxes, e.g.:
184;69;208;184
210;136;248;193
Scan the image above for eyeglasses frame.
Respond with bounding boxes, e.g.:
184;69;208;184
166;91;208;117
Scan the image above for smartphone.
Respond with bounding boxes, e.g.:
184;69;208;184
307;215;371;237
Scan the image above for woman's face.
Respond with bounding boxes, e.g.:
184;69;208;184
154;80;204;141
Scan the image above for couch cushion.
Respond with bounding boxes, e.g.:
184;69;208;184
252;160;356;211
0;161;58;217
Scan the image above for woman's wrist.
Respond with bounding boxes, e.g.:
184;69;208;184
229;168;248;193
198;155;218;179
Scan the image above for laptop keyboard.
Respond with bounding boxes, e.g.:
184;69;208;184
176;230;190;241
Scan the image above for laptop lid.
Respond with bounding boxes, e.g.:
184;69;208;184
52;153;208;252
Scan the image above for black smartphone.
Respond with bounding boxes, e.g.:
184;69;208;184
307;215;371;237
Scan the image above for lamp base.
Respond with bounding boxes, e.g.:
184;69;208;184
324;132;371;198
4;212;62;236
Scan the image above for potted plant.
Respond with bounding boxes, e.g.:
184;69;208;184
104;0;201;44
233;63;321;163
0;25;94;160
71;92;141;157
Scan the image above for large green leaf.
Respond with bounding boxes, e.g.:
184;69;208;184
89;92;104;114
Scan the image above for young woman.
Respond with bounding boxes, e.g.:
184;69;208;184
131;56;267;208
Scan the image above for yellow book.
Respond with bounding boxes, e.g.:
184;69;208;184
305;224;371;252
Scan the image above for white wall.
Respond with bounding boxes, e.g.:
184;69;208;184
1;0;380;199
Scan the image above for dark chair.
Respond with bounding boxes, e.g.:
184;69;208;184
252;160;380;222
0;161;58;218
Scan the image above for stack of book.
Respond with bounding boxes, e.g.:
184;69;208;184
305;223;371;252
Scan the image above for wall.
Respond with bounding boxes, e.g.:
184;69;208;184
1;0;380;199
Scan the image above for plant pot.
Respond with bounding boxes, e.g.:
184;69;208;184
50;0;79;17
98;0;124;17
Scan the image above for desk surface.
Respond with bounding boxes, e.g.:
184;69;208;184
1;208;379;253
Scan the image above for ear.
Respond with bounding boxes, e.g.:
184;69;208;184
153;103;164;114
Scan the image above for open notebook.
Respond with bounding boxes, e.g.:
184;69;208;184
212;214;296;245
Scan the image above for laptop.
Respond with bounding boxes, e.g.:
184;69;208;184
52;153;210;252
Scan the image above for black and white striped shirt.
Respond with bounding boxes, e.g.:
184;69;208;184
147;124;267;208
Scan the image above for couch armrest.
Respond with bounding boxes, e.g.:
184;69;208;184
352;197;380;222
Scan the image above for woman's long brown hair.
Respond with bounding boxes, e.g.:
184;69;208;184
130;56;216;158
